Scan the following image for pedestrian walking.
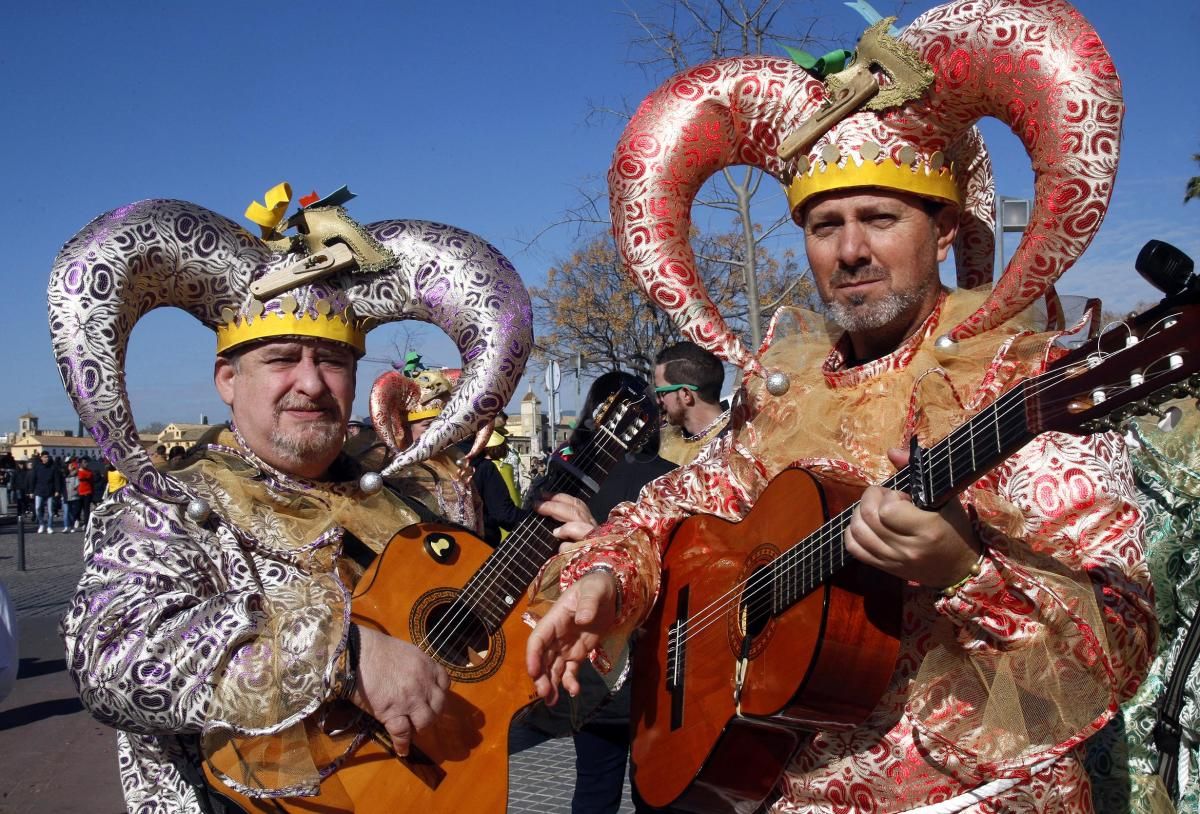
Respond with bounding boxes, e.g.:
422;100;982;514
31;451;63;533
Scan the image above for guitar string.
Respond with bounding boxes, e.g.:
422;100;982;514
418;437;620;658
419;397;643;649
679;345;1190;649
670;360;1082;644
419;405;640;659
672;341;1189;649
418;436;618;655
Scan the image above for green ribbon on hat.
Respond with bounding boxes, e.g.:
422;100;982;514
781;45;853;78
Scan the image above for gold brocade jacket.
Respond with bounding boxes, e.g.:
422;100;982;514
62;433;420;813
538;290;1157;813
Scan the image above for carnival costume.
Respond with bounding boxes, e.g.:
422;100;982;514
50;186;533;810
363;367;482;531
1090;405;1200;814
534;1;1155;811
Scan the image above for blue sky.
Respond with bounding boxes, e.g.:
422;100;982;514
2;0;1197;434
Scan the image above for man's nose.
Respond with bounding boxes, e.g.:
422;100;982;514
835;221;871;268
292;355;329;398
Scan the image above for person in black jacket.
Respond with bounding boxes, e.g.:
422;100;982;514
511;370;674;814
30;451;64;533
470;431;527;547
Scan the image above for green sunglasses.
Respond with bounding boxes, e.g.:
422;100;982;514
654;383;699;395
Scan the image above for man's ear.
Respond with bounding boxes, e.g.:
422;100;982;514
214;356;236;407
934;205;959;263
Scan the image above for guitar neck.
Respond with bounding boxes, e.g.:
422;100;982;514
462;423;632;631
769;384;1034;612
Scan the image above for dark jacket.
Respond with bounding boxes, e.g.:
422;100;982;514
471;457;527;547
31;459;63;498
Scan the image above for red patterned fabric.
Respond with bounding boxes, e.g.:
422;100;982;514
547;291;1155;812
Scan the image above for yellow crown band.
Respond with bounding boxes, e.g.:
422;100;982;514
215;312;366;356
787;159;961;216
405;406;443;422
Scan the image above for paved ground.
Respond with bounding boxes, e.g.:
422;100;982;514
0;520;636;813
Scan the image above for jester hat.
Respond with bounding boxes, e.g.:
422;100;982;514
47;185;533;507
608;0;1122;380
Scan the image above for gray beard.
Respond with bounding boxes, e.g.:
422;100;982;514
269;421;343;469
825;279;933;333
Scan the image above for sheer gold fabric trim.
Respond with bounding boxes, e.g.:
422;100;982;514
180;439;418;796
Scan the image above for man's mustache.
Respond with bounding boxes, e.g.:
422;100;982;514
276;396;338;416
829;265;889;288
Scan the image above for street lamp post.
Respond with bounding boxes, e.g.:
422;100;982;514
996;196;1031;272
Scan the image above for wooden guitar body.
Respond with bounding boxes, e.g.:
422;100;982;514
203;387;657;813
630;469;901;813
205;522;539;813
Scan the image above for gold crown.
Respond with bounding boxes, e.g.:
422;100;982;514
405;405;443;422
787;144;960;216
215;298;366;356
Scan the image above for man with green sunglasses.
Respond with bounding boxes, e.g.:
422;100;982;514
653;341;729;467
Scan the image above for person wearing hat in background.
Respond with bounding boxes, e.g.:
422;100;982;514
526;2;1155;811
472;428;526;547
51;185;532;811
354;366;482;532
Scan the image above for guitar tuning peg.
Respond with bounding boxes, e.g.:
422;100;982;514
1123;427;1142;450
1156;405;1183;432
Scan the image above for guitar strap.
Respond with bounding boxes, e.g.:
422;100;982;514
1153;599;1200;802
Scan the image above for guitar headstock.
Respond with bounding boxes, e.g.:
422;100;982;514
1028;301;1200;436
591;385;655;455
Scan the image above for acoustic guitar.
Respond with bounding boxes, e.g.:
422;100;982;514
204;387;653;813
631;293;1200;813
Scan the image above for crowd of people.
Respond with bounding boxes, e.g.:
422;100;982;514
22;1;1198;813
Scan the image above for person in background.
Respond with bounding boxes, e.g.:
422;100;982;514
31;451;62;534
75;457;94;530
471;431;526;547
63;457;81;533
512;370;675;814
653;341;730;466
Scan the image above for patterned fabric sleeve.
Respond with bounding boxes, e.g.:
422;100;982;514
62;487;348;796
906;430;1157;776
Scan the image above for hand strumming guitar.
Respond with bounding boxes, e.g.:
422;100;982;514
525;570;618;706
352;627;450;757
844;446;982;590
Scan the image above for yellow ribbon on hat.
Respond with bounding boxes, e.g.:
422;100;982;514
245;182;293;238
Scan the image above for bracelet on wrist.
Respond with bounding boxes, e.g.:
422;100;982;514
939;550;986;598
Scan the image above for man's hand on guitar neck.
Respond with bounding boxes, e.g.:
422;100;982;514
525;570;618;705
352;627;450;758
533;492;598;548
845;446;983;591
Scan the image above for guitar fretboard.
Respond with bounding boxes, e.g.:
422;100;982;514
767;385;1033;612
456;412;635;633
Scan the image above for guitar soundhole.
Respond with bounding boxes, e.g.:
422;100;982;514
729;546;779;659
410;588;505;683
741;567;774;639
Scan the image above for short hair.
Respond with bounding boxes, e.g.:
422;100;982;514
655;341;724;404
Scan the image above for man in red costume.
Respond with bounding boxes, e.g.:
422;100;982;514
527;1;1156;811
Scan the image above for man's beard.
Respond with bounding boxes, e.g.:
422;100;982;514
823;266;933;333
270;396;344;467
